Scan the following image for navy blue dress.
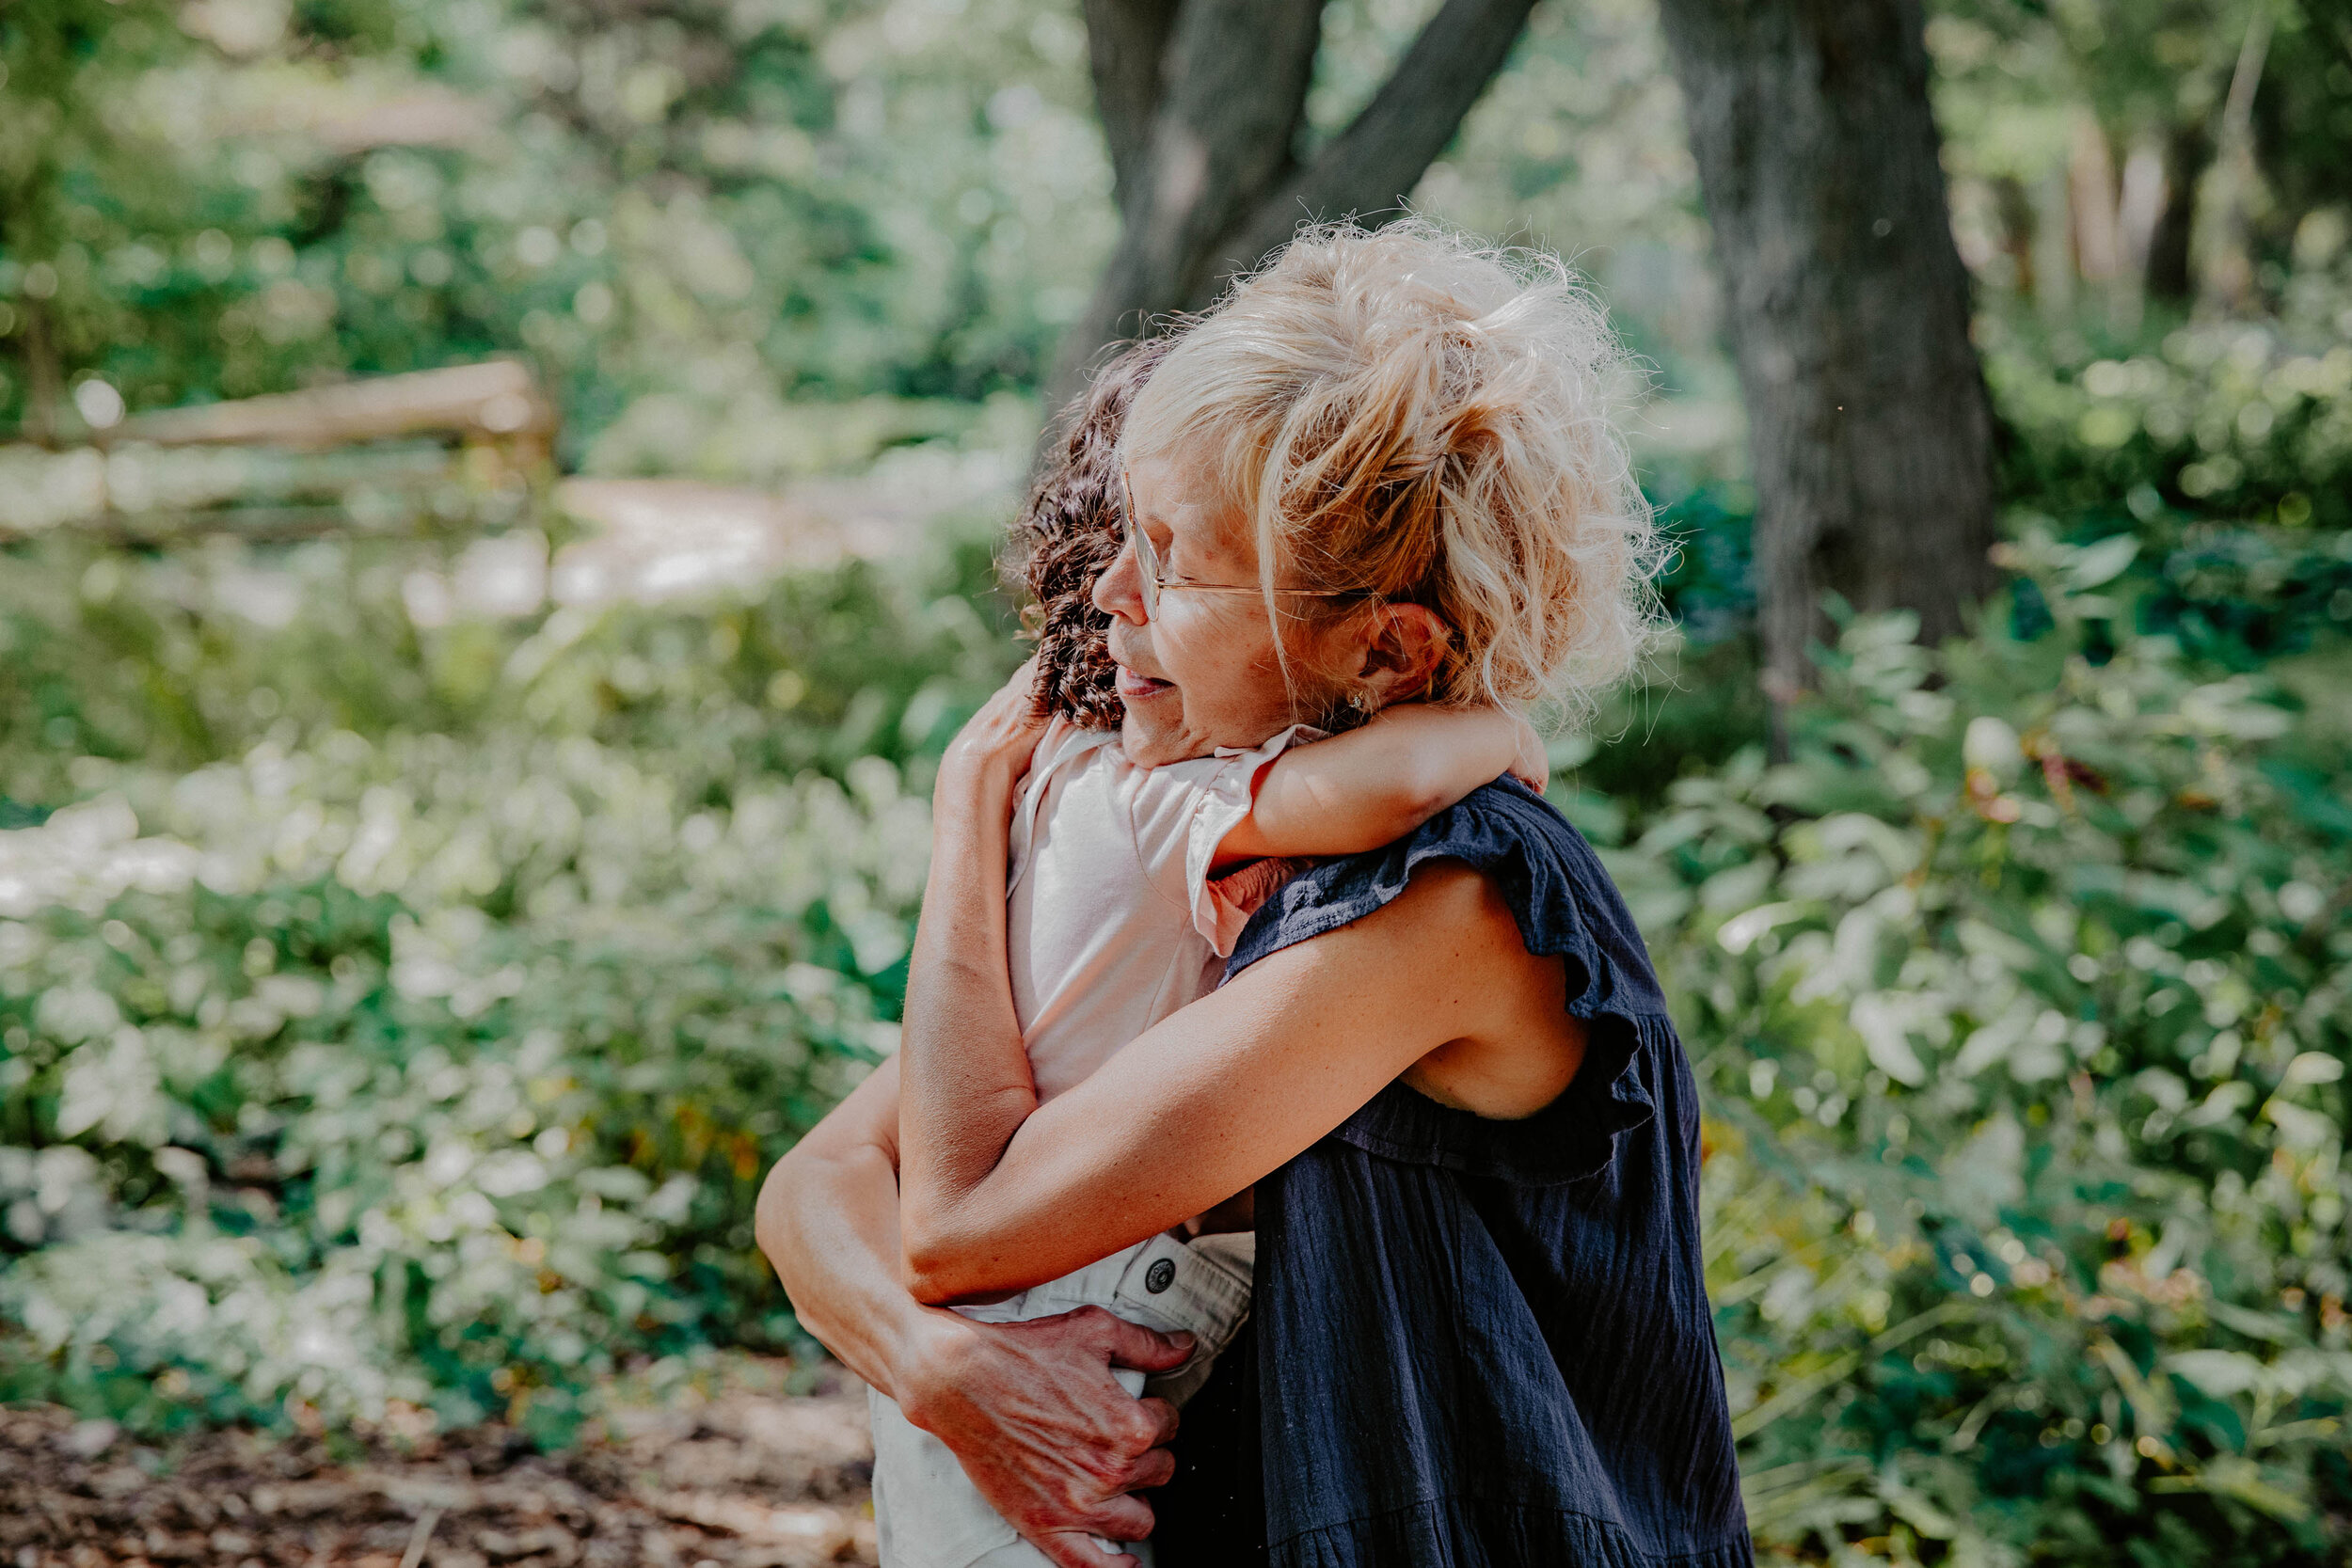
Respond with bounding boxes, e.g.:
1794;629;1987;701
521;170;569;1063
1207;777;1751;1568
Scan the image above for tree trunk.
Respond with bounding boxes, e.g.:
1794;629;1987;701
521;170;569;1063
1048;0;1541;418
2145;119;2207;305
1654;0;1998;708
2197;5;2273;315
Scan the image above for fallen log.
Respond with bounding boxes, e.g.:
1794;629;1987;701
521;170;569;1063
106;361;554;454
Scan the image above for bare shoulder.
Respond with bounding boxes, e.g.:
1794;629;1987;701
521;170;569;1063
1357;858;1589;1120
1223;855;1586;1120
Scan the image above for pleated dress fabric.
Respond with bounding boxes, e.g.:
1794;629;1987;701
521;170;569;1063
1211;777;1753;1568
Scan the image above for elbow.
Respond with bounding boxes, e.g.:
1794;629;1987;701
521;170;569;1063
1406;775;1460;829
1383;768;1460;840
898;1212;963;1307
752;1147;806;1281
901;1259;963;1308
898;1206;991;1307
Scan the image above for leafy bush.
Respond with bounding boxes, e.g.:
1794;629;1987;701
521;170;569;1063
1988;274;2352;536
13;525;2347;1560
0;531;1015;1444
1581;533;2352;1563
3;478;2349;1562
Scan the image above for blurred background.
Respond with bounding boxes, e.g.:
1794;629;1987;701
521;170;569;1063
2;0;2351;1562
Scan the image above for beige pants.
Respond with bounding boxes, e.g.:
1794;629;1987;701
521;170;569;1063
868;1230;1253;1568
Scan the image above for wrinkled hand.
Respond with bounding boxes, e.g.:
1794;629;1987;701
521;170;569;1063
896;1306;1193;1568
1506;714;1549;794
938;657;1050;807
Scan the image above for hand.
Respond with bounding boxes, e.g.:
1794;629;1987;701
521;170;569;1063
895;1306;1194;1568
1506;713;1549;794
938;656;1049;806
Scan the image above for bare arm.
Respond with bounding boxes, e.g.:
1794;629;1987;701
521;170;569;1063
755;1057;924;1391
900;854;1585;1304
755;1054;1195;1567
897;673;1581;1304
1213;703;1547;867
894;668;1045;1276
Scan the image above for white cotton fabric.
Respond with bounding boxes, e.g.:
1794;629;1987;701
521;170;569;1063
871;719;1316;1568
1006;718;1318;1103
868;1231;1255;1568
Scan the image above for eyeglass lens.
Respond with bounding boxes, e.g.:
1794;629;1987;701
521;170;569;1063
1122;473;1160;619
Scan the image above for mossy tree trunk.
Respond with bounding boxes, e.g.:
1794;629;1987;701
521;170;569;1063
1655;0;1999;707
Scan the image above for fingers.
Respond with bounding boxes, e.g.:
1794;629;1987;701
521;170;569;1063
1508;716;1549;793
1083;1490;1158;1544
1088;1308;1194;1374
1132;1396;1181;1449
998;656;1047;712
1027;1482;1157;1568
1123;1441;1177;1492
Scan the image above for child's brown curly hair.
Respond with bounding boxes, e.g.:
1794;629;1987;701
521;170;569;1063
1005;336;1170;728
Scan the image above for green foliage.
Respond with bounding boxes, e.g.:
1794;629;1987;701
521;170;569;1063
1981;280;2352;671
8;508;2348;1562
7;1;2352;1560
1987;282;2352;537
0;0;1110;459
1928;0;2352;294
0;530;1016;1442
1578;536;2352;1563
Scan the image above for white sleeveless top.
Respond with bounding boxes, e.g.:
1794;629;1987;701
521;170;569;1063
1006;718;1315;1102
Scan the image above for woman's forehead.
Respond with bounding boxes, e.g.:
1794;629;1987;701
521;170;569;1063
1125;448;1251;559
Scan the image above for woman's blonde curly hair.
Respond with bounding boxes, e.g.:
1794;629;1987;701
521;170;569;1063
1121;219;1663;721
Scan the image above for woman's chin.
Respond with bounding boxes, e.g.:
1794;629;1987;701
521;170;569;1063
1119;705;1190;768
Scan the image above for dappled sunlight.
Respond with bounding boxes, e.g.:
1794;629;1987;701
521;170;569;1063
6;0;2352;1559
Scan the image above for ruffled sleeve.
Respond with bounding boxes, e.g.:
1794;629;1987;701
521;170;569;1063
1179;722;1324;957
1224;776;1671;1186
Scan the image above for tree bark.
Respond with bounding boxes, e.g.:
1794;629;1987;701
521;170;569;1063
1081;0;1184;214
1215;0;1548;290
1048;0;1540;417
1654;0;1998;705
2145;119;2207;305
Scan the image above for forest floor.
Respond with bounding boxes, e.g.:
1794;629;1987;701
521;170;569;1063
0;1359;879;1568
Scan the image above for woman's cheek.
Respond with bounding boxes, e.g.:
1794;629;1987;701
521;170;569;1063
1151;608;1223;685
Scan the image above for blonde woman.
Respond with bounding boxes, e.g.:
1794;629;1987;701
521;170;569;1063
761;224;1749;1568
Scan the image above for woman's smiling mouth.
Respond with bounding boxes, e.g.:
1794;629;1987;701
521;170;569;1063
1114;665;1174;700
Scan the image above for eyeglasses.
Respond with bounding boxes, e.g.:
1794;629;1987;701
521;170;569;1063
1119;468;1364;621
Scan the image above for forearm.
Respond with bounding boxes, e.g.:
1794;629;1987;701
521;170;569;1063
754;1061;948;1396
901;868;1521;1302
756;1148;924;1391
904;956;1417;1301
1228;705;1521;862
756;1060;1191;1561
896;776;1043;1264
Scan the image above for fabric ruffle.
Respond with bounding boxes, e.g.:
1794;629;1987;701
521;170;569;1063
1271;1496;1755;1568
1182;721;1324;956
1226;776;1671;1186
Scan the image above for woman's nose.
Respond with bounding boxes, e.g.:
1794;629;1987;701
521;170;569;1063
1093;538;1148;623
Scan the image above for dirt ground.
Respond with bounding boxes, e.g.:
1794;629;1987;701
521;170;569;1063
0;1362;878;1568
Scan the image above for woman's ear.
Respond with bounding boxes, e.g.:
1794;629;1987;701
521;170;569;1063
1354;604;1450;705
